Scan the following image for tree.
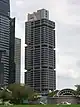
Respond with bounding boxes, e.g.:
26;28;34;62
28;92;40;101
75;85;80;96
7;83;34;104
48;90;59;97
0;88;12;104
0;90;2;99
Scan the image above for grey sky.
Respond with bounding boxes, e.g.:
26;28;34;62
10;0;80;89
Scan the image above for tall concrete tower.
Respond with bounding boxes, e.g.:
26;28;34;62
25;9;56;94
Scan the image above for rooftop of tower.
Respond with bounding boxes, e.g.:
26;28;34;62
28;9;49;21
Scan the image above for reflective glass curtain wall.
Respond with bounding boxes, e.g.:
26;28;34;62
0;0;10;86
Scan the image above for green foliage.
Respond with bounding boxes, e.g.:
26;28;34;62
0;84;39;104
7;83;34;104
75;85;80;95
9;84;27;98
48;90;59;97
1;105;80;107
28;92;40;101
0;88;12;104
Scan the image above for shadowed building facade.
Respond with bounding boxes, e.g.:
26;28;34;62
9;18;15;84
25;9;56;94
0;50;5;86
0;0;10;86
15;38;21;84
0;0;15;85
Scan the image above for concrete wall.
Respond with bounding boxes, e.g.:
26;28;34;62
47;96;80;104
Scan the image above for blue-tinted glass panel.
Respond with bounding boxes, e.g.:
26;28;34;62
0;0;10;16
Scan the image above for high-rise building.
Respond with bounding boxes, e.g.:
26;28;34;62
0;0;15;86
0;0;10;86
9;18;15;84
0;50;5;86
25;9;56;94
15;38;21;84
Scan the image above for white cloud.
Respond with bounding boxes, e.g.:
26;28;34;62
15;0;24;7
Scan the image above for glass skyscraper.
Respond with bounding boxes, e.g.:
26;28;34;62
9;18;15;84
15;37;21;84
0;0;15;86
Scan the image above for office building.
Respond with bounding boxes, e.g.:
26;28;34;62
9;18;15;84
15;38;21;84
0;0;15;86
25;9;56;93
0;51;5;86
0;0;10;86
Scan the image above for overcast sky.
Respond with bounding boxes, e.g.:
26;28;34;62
10;0;80;90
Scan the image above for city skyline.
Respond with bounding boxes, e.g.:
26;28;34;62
10;0;80;89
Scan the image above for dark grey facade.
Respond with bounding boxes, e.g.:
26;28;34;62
15;38;21;84
9;18;15;84
0;0;10;86
0;51;5;86
0;0;10;17
0;0;15;86
25;9;56;94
